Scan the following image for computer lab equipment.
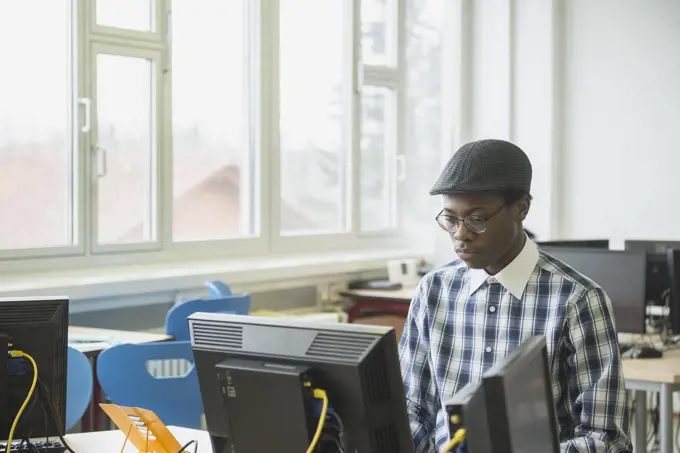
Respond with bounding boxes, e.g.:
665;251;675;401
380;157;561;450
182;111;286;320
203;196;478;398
189;312;414;453
625;240;678;306
540;247;647;334
537;239;609;249
666;249;680;334
444;335;559;453
0;297;69;452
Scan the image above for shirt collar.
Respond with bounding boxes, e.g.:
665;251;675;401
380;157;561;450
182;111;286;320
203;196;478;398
467;236;539;299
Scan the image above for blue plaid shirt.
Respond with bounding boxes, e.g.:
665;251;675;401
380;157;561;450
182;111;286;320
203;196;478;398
399;238;631;453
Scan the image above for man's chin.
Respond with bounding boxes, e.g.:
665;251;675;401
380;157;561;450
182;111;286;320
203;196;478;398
458;254;486;269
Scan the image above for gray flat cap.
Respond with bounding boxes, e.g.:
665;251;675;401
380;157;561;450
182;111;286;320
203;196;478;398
430;139;532;195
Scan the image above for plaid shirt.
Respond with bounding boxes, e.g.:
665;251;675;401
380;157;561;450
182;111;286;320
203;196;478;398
399;238;631;453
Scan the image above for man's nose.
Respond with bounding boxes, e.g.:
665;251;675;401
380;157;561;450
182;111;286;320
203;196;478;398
453;221;475;242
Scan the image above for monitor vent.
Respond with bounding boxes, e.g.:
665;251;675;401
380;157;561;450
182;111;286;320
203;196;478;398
305;332;376;362
370;424;398;453
361;353;391;404
0;302;62;325
192;323;243;351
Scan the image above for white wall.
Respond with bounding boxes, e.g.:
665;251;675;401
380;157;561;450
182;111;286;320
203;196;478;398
561;0;680;244
457;0;680;243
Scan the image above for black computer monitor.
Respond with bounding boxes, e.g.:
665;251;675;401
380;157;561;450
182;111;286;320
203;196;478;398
537;239;609;249
625;240;675;306
625;240;680;255
0;297;69;441
667;249;680;334
188;312;413;453
445;336;559;453
540;248;647;333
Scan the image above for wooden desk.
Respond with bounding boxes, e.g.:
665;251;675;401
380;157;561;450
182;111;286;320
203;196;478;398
340;287;416;322
65;426;210;452
622;349;680;453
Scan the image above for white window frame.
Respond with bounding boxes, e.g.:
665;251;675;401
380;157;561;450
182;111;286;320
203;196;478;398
0;0;415;275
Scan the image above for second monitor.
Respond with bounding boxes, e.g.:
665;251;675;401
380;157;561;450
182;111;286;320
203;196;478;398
540;248;647;333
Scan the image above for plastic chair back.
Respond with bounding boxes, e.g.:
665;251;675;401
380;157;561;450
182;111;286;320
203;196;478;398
165;295;251;341
205;280;232;298
96;341;202;429
66;346;94;431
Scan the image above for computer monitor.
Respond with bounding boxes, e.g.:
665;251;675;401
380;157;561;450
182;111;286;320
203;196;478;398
0;297;69;441
625;240;680;255
666;249;680;334
625;240;675;306
445;335;559;453
188;312;414;453
540;248;647;333
537;239;609;249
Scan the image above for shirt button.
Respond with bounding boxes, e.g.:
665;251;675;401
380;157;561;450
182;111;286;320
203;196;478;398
489;306;496;313
485;346;493;353
487;277;497;284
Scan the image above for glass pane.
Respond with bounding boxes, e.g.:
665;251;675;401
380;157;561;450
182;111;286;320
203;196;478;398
96;54;155;245
279;0;346;234
405;0;445;232
362;0;396;66
0;1;74;250
361;86;394;231
171;0;253;241
96;0;154;32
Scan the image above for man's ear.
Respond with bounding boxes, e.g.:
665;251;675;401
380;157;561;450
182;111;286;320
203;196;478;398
516;197;530;221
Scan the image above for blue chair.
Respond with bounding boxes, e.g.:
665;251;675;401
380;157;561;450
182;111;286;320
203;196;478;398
96;341;203;429
205;280;232;298
165;295;251;341
66;346;94;431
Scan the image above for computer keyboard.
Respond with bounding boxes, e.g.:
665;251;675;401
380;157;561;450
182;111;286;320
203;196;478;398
0;440;66;453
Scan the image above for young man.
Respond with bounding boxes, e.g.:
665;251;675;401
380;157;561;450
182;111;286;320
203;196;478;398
399;139;631;453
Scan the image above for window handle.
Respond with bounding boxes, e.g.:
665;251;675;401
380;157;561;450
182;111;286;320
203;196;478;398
396;155;406;182
78;98;91;133
92;145;107;178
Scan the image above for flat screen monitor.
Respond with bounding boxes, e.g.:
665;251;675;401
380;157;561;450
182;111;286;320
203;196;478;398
537;239;609;249
625;241;674;305
0;297;69;441
625;240;680;255
189;312;414;453
540;248;647;333
445;336;559;453
667;249;680;334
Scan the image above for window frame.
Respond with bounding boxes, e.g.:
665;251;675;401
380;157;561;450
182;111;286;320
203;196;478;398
0;0;420;273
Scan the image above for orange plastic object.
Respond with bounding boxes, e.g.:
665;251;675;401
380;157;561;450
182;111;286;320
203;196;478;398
99;403;188;453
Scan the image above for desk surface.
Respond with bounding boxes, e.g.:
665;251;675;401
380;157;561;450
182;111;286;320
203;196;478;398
622;348;680;384
69;326;172;355
341;286;417;301
65;426;210;452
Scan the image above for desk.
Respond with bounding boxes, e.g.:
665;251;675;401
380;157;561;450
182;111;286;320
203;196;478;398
340;287;415;322
69;326;172;356
623;350;680;453
68;326;173;432
65;426;210;452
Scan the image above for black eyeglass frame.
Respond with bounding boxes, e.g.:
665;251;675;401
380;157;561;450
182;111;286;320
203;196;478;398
435;204;506;234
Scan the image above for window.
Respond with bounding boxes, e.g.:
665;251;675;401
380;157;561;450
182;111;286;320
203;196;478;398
0;1;75;251
171;0;256;242
279;0;348;235
404;0;448;233
0;0;451;270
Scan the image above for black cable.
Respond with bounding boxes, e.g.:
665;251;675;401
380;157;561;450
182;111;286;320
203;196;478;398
176;440;198;453
35;380;76;453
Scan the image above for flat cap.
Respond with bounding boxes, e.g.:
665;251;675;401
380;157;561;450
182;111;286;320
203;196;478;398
430;139;532;195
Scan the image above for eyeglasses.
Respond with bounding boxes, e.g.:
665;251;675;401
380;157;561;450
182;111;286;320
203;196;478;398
435;205;505;234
